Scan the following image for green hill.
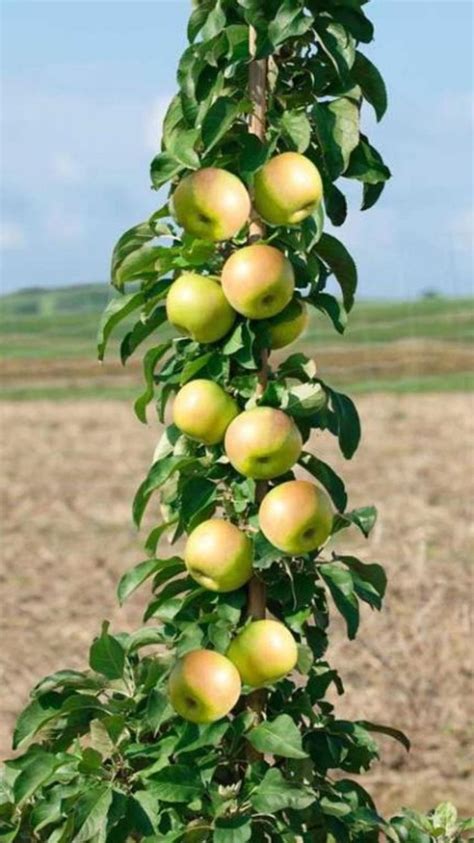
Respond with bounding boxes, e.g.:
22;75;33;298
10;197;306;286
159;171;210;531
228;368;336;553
0;284;473;399
0;283;111;318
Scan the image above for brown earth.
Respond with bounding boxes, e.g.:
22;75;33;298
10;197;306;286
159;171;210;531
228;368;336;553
1;337;473;393
0;395;473;816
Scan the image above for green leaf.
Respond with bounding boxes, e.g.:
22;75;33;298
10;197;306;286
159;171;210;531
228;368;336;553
280;382;328;417
353;51;387;121
277;352;317;382
144;577;196;622
320;796;352;818
13;692;67;749
324;181;348;226
89;622;125;680
247;715;308;759
78;747;103;774
13;753;60;807
125;627;165;653
315;234;357;312
202;97;242;154
134;341;172;424
338;556;387;609
315;19;355;81
0;823;20;843
299;452;347;512
357;720;410;753
223;321;259;369
281;110;311;153
313;97;359;179
146;765;202;803
32;670;101;696
251;767;315;813
362;180;386;211
319;564;359;639
268;1;313;48
175;721;230;755
253;531;282;571
180;476;218;531
238;134;268;177
226;24;251;63
333;6;374;43
167;128;200;170
110;219;161;291
150;152;183;189
332;505;377;538
327;385;361;459
214;816;252;842
120;305;168;364
130;790;160;836
347;138;391;185
133;455;199;527
145;690;175;735
30;787;63;831
188;2;213;42
71;784;113;843
459;817;474;833
180;352;214;384
117;556;185;605
201;0;226;40
97;291;144;361
311;292;347;334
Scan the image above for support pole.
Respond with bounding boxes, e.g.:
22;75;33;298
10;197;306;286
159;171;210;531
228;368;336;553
246;26;268;728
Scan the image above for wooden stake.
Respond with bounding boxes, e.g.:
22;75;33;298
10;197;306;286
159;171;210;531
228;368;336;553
245;25;269;728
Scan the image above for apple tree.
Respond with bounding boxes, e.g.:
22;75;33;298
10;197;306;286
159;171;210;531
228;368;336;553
1;2;415;841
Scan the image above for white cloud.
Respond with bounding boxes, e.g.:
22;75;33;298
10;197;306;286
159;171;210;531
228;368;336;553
0;222;26;250
145;95;172;152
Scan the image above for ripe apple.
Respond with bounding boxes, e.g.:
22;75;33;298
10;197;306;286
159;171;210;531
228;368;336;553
173;380;239;445
184;519;254;592
267;298;309;350
227;620;298;687
259;479;333;555
224;407;302;479
166;273;236;343
171;167;251;242
254;152;323;226
221;244;294;320
168;649;241;724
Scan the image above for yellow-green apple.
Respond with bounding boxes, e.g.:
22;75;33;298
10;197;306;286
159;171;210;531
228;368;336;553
168;649;241;723
171;167;251;242
227;620;298;687
221;244;294;319
224;407;302;479
254;152;323;226
166;273;235;343
184;519;254;592
267;298;309;350
259;479;333;554
173;380;239;445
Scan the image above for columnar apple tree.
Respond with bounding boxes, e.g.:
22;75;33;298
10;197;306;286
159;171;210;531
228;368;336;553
3;2;411;841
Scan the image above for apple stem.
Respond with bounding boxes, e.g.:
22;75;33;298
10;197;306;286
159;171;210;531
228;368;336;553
245;25;269;738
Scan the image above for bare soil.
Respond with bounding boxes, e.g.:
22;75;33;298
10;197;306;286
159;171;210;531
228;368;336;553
0;395;473;816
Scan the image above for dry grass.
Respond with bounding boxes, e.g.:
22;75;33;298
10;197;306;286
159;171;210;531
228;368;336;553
0;395;473;815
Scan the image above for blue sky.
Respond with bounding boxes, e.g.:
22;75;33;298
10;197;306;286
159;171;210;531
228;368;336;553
0;0;472;298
